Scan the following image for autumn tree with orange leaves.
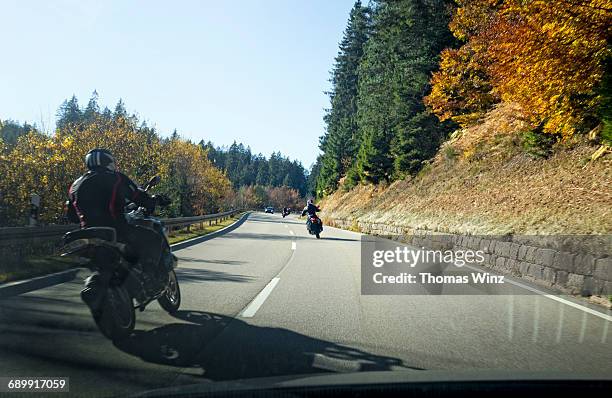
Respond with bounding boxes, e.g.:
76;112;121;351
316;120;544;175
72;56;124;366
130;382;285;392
0;99;233;226
426;0;611;139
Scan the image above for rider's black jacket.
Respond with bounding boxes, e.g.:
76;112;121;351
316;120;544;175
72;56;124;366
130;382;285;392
301;203;321;217
67;168;156;229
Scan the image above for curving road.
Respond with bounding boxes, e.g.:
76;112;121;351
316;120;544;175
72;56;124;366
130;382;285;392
0;212;610;396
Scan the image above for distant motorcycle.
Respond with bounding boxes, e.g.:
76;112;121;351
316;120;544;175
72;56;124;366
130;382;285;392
282;208;291;218
60;176;180;340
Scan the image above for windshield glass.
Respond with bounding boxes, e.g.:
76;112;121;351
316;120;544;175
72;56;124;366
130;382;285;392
0;1;610;397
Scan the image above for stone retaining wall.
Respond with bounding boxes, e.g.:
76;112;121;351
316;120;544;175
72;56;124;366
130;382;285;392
329;219;611;296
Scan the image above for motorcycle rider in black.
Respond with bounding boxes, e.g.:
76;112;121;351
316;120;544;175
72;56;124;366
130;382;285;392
66;148;167;311
301;199;322;230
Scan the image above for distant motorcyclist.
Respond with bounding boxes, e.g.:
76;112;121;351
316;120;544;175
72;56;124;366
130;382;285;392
301;199;322;231
66;148;168;310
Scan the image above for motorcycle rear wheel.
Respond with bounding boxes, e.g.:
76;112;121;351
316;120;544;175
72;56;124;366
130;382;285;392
93;285;135;341
158;270;181;314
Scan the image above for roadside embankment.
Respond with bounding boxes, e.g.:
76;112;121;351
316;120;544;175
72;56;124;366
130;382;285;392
320;116;611;300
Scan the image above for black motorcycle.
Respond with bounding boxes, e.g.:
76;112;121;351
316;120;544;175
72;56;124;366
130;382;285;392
282;208;291;218
60;176;180;340
306;214;323;239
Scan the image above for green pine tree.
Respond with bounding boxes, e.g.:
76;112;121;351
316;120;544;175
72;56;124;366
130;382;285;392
113;99;128;120
83;90;100;125
307;156;323;198
356;0;456;183
388;0;456;177
56;95;82;130
354;0;396;184
317;0;371;194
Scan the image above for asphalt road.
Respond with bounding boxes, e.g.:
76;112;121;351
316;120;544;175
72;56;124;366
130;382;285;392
0;212;610;396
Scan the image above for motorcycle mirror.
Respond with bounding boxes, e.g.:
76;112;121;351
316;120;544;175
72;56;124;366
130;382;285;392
144;175;161;191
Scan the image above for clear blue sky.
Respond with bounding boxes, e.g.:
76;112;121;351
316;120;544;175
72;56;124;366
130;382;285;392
0;0;356;168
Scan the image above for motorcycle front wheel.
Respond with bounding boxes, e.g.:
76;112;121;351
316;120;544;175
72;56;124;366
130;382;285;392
94;285;135;341
158;270;181;314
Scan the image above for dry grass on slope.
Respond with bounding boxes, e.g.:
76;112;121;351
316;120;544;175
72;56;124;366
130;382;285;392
321;104;612;235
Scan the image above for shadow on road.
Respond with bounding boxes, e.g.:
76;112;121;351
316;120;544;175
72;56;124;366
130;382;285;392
175;268;253;283
318;237;360;242
246;218;303;226
114;310;421;381
219;232;358;243
178;257;247;266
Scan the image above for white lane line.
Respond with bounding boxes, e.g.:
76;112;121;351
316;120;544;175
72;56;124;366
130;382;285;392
464;264;612;322
240;277;280;318
239;238;298;318
291;241;296;250
289;230;295;236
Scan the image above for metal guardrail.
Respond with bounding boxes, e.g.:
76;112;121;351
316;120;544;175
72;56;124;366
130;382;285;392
163;210;238;230
0;225;76;242
0;209;241;243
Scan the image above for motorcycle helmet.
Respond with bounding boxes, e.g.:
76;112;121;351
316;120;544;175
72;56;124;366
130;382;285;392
85;148;116;171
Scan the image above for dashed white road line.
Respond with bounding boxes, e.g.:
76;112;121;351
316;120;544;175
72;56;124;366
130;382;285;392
289;230;295;236
239;237;298;318
240;277;280;318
